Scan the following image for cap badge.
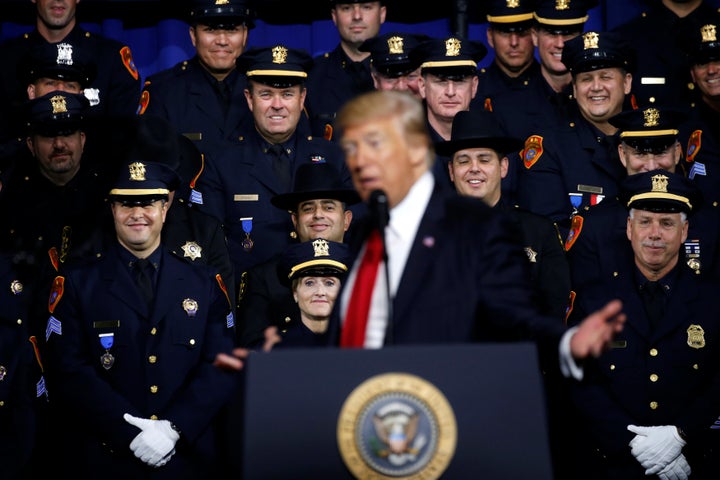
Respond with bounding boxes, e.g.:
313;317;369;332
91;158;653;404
215;0;229;5
555;0;570;11
56;42;74;66
129;162;147;181
182;298;199;317
312;238;330;257
50;95;68;114
272;45;288;64
583;32;599;50
701;24;717;43
387;36;404;55
506;0;519;8
687;324;705;349
445;38;461;57
643;108;660;127
651;173;669;193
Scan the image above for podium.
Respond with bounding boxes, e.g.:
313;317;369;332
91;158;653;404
235;343;554;479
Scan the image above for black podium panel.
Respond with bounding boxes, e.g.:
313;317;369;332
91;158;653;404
240;343;554;479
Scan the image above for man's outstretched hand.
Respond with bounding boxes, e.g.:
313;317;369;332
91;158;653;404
571;299;625;359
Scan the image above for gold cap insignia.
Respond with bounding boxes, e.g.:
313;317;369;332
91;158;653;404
583;32;600;50
506;0;520;8
312;238;330;257
445;38;462;57
215;0;230;5
387;36;404;55
50;95;68;114
687;324;705;349
643;108;660;127
56;42;74;66
129;162;146;181
182;298;199;317
701;24;717;43
10;280;23;295
181;241;202;261
272;45;288;64
555;0;570;11
651;174;669;193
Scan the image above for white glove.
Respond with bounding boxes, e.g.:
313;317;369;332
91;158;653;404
627;424;686;475
124;413;180;468
657;453;691;480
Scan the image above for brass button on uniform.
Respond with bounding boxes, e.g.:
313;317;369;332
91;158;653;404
148;355;157;364
693;364;699;370
284;316;291;324
189;339;196;346
650;401;658;410
650;374;658;382
150;414;158;420
610;364;616;371
150;327;157;335
150;385;158;393
650;348;658;357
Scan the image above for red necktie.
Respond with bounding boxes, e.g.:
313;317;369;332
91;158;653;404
340;229;383;348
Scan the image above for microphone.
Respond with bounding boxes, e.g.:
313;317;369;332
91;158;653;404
368;189;394;345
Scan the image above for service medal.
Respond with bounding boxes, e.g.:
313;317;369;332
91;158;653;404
99;333;115;370
101;352;115;370
240;217;254;251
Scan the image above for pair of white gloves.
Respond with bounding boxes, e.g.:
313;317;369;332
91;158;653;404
627;425;691;480
124;413;180;468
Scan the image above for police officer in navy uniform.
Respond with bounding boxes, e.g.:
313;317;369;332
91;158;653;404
612;0;718;109
410;35;487;185
270;238;351;348
472;0;539;110
305;0;386;140
515;31;632;236
566;105;720;293
42;159;237;478
192;44;352;302
139;0;255;162
237;162;360;348
566;169;720;480
359;31;429;99
0;0;141;127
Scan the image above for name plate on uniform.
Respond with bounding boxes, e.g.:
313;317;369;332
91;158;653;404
183;132;202;141
234;194;259;202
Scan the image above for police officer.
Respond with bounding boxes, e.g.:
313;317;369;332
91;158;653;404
411;35;487;184
237;161;360;348
612;0;718;109
567;169;719;480
305;0;386;140
472;0;538;108
358;31;429;99
192;44;352;300
139;0;255;163
516;31;632;235
567;105;720;291
42;159;237;478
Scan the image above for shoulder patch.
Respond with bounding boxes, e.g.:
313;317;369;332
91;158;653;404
138;90;150;115
686;130;702;163
564;214;584;251
120;46;139;80
48;276;65;313
523;135;543;169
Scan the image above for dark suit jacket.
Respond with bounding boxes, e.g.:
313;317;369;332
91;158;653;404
330;178;568;366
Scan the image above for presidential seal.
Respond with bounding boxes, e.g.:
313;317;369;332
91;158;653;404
337;373;456;479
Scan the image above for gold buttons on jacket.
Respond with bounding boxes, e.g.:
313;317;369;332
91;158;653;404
150;327;157;335
150;385;158;393
650;348;658;356
650;401;658;410
284;316;291;324
650;374;658;382
148;355;157;364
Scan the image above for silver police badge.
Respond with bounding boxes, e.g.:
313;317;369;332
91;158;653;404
337;373;456;479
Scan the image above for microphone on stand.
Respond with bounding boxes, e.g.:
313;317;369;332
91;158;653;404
369;189;393;345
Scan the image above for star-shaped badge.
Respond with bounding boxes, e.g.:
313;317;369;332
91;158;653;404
181;241;202;260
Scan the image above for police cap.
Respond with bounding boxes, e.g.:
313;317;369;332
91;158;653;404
686;21;720;65
435;110;524;157
534;0;597;35
189;0;255;29
109;161;181;204
271;162;360;212
359;32;429;78
621;169;701;215
26;90;89;137
561;31;634;74
19;41;97;88
238;45;313;88
412;36;487;79
610;107;686;154
486;0;535;33
279;239;350;284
